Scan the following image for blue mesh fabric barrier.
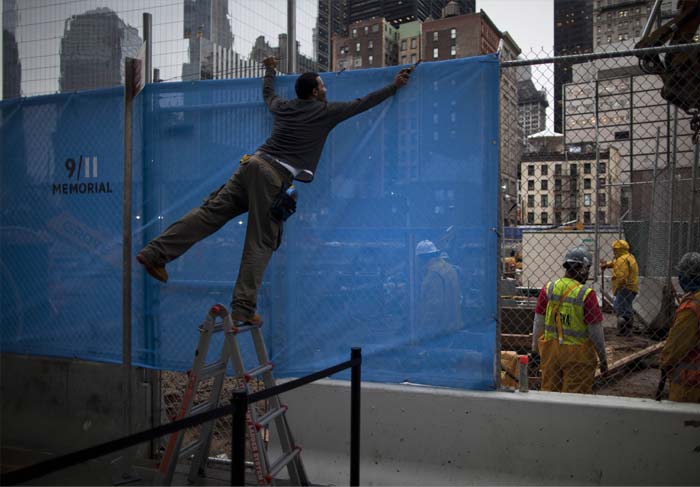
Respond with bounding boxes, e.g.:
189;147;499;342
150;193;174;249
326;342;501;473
1;55;499;390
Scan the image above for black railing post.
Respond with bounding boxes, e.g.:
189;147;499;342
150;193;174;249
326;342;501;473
231;390;248;486
350;347;362;487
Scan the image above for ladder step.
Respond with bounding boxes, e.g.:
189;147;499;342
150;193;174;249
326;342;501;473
244;362;273;382
231;324;256;335
265;448;302;484
191;401;215;416
254;405;288;431
199;361;227;380
179;440;202;460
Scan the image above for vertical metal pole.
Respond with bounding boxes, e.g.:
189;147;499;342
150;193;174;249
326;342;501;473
350;347;362;487
143;13;152;83
123;57;134;408
646;128;661;269
688;138;699;252
232;391;248;487
593;79;600;281
287;0;297;73
667;106;679;285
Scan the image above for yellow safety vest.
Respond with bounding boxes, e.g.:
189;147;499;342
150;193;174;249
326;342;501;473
543;277;592;345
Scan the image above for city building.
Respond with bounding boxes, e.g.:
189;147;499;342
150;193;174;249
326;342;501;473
331;17;399;71
3;0;21;99
182;0;234;80
517;65;549;140
553;0;594;132
347;0;475;26
398;21;422;66
315;0;348;72
521;142;621;225
593;0;650;48
421;9;500;61
59;8;142;92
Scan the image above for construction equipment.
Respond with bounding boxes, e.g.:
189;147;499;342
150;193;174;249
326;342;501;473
635;0;700;141
158;304;308;486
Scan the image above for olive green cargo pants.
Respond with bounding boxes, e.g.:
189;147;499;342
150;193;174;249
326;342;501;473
139;155;292;321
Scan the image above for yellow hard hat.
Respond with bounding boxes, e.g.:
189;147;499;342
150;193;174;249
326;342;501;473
612;240;630;251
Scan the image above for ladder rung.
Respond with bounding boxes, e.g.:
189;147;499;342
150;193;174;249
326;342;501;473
254;405;288;431
179;440;202;460
265;448;301;484
199;361;227;380
244;362;273;382
199;323;225;333
191;401;215;416
231;324;256;335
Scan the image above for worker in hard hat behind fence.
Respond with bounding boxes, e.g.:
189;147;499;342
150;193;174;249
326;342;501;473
415;240;463;331
660;252;700;403
600;239;639;336
532;247;608;394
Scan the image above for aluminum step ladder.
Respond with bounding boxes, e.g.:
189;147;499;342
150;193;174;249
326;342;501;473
158;304;309;486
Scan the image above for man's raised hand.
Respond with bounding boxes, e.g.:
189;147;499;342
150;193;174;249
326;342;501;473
263;56;278;70
394;68;411;88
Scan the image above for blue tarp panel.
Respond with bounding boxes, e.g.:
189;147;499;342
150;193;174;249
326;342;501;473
1;55;500;390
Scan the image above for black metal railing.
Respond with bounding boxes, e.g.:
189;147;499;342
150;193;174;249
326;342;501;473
1;348;363;487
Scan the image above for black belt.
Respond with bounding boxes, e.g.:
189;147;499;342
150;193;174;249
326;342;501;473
254;151;293;179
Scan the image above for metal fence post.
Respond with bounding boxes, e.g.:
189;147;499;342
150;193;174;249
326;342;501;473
231;391;248;486
350;347;362;487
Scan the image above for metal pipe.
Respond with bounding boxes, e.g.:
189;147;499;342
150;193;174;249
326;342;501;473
143;13;152;83
667;107;678;285
646;127;661;273
287;0;297;73
501;42;700;67
641;0;664;40
594;78;600;281
231;391;248;486
689;138;699;252
350;348;362;487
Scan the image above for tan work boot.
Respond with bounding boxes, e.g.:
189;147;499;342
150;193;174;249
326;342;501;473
230;311;262;326
136;252;168;283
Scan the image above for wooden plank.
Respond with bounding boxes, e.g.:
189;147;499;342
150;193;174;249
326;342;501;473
596;341;666;379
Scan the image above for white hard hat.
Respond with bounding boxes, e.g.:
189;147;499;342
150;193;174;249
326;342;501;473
415;240;439;256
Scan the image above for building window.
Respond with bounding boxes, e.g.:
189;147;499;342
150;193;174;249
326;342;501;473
614;130;630;140
401;55;407;63
599;177;606;188
372;24;379;32
411;38;417;49
450;45;456;57
584;211;591;224
527;212;535;224
555;194;562;207
528;164;535;176
555;164;562;175
555;212;562;224
451;28;456;39
354;57;362;67
598;211;606;224
368;40;373;49
433;48;439;58
599;193;606;207
584;194;592;206
541;212;549;224
528;195;535;208
598;162;606;173
411;53;417;63
369;55;374;65
570;211;578;222
541;180;548;190
364;26;369;35
541;165;548;176
352;28;357;38
401;40;407;51
555;178;562;190
356;42;361;52
584;178;592;189
584;163;591;174
433;32;439;41
570;164;577;176
528;180;535;191
541;195;549;208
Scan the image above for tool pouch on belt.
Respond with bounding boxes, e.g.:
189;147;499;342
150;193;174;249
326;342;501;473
270;184;297;222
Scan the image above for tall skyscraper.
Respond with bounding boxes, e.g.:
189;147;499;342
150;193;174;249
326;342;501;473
182;0;235;80
553;0;594;132
59;8;142;92
347;0;475;26
3;0;21;99
316;0;348;72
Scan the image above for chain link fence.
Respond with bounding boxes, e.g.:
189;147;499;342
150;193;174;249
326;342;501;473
498;42;700;400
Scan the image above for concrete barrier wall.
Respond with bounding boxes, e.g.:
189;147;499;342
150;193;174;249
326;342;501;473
278;380;700;486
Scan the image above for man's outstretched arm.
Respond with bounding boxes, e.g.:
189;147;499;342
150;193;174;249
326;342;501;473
327;68;412;124
262;57;282;111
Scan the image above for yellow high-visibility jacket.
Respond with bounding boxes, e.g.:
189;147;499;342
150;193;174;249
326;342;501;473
603;250;639;294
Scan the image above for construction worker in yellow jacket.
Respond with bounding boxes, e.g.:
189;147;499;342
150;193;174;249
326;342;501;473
415;240;463;332
601;239;639;336
532;247;608;394
661;252;700;403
